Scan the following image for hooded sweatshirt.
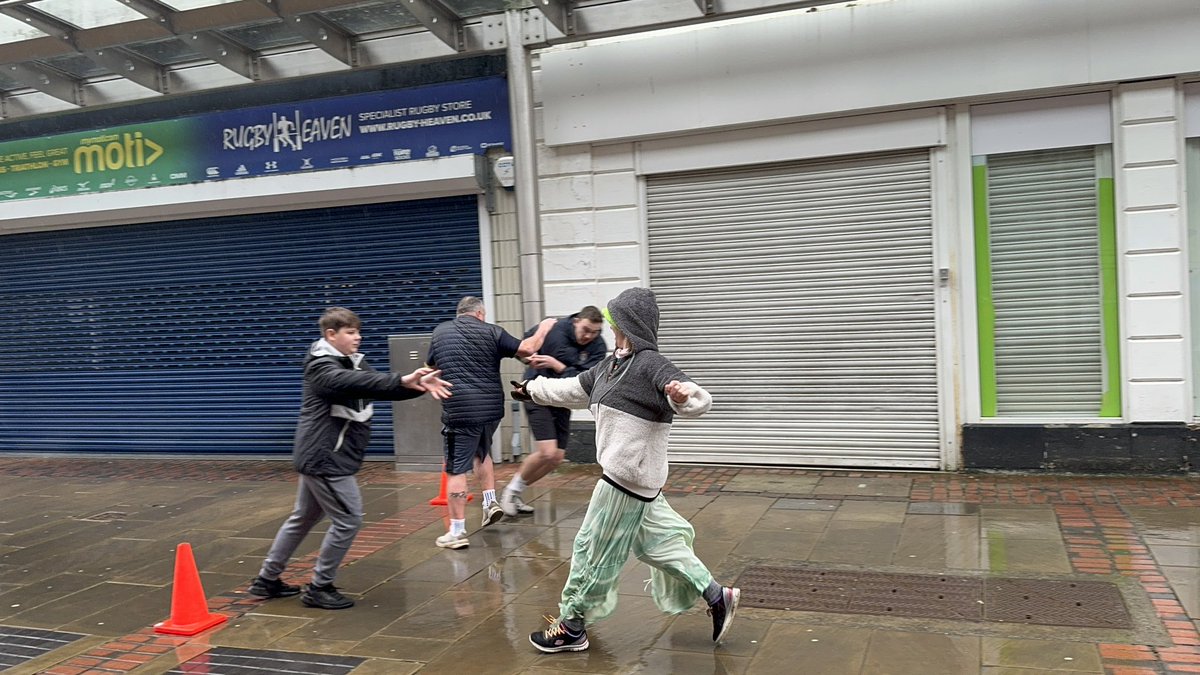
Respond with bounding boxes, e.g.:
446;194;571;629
292;338;424;477
526;287;711;497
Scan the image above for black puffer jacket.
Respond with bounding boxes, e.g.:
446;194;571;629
293;339;424;477
428;315;517;427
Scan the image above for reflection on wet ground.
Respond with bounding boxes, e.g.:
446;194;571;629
0;460;1197;673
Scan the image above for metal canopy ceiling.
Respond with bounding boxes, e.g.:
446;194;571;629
0;0;851;121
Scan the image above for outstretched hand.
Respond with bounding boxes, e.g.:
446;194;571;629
510;380;533;402
402;367;453;400
664;380;691;404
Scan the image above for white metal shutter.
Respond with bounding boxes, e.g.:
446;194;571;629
647;151;940;468
984;147;1103;415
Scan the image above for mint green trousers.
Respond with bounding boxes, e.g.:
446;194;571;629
559;479;714;623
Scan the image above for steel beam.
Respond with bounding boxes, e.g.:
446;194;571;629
86;46;167;93
120;0;257;80
402;0;465;52
3;62;81;105
531;0;574;36
257;0;357;66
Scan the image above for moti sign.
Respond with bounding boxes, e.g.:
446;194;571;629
0;76;511;203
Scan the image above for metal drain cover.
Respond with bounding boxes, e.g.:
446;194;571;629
166;647;364;674
736;565;1132;629
985;578;1132;629
0;625;85;669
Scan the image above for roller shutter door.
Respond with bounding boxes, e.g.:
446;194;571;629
647;151;941;468
0;196;481;455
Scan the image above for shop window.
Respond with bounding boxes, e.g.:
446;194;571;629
971;95;1118;417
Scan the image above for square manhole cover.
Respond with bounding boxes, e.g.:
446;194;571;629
736;565;1132;629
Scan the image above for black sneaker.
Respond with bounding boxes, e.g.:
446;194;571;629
247;575;301;598
529;616;588;653
301;583;355;610
707;586;740;642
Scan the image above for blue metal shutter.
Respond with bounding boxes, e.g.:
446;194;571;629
0;196;482;455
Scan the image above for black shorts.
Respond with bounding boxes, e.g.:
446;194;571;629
524;402;571;450
442;420;500;476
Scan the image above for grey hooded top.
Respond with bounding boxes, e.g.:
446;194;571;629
526;287;712;497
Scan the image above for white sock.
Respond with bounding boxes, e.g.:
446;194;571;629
483;489;496;507
450;519;466;536
508;474;527;493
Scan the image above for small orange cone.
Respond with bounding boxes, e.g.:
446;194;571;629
154;542;228;636
429;466;473;506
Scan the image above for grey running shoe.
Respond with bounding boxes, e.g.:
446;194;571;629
482;501;504;527
436;531;469;549
500;489;535;517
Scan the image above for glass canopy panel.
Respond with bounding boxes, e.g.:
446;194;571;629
0;12;47;44
42;53;111;78
219;19;307;50
158;0;244;10
320;1;420;34
123;37;204;66
28;0;146;29
0;73;23;90
441;0;519;18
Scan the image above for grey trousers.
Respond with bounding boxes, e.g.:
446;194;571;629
259;474;364;587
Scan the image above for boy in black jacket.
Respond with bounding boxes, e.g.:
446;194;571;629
249;307;451;610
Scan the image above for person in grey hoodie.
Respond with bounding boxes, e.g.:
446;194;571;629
511;287;739;653
249;307;451;610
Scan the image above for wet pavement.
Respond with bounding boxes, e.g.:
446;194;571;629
0;458;1198;674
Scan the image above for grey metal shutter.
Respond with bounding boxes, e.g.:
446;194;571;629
0;196;481;455
647;151;940;468
982;147;1106;416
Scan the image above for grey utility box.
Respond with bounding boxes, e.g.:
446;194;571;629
388;333;442;472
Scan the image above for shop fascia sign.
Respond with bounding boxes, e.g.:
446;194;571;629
0;76;511;203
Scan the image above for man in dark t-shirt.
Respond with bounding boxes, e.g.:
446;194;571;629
501;306;606;516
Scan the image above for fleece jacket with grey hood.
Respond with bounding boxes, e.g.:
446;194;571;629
293;338;425;477
525;287;712;498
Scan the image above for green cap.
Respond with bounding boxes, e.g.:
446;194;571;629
602;307;617;330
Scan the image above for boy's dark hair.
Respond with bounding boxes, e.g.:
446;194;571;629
576;305;603;323
319;307;361;333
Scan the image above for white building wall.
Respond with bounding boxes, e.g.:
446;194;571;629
541;0;1200;146
532;56;642;319
1115;80;1190;421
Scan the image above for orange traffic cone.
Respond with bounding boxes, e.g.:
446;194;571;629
429;466;474;506
154;542;228;636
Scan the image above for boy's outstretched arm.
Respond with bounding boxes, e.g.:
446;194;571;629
401;367;452;400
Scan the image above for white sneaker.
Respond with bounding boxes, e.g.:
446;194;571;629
436;531;469;549
500;489;535;517
481;501;504;527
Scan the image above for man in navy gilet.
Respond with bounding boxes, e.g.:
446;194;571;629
426;296;554;549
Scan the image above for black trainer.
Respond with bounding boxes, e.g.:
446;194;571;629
529;616;588;653
301;583;355;610
247;575;301;598
707;586;740;642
